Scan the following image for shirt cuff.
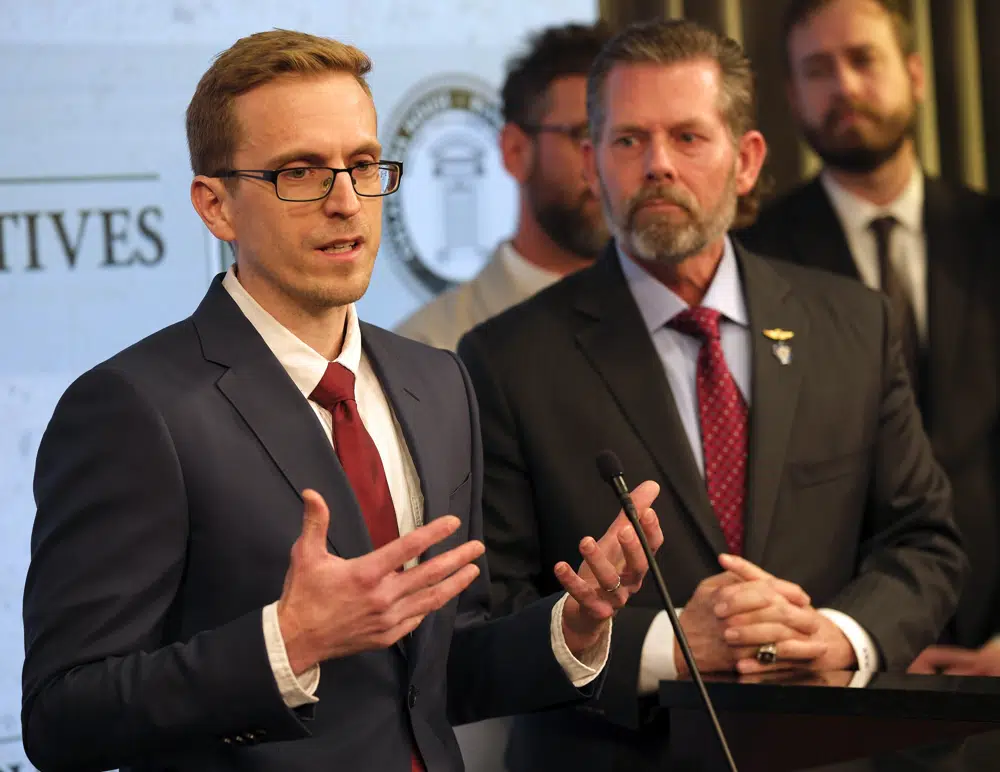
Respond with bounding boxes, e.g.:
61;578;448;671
818;607;880;673
550;593;612;687
263;602;320;708
637;609;684;695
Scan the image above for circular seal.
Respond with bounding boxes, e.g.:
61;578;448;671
382;74;517;294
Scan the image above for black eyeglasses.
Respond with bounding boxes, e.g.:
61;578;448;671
520;122;590;145
213;161;403;202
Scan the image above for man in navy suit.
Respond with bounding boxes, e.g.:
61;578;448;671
20;30;663;772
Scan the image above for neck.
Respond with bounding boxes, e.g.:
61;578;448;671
825;140;917;207
509;203;595;277
235;267;349;360
631;237;726;307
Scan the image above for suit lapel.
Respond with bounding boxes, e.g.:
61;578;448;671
738;248;809;564
788;178;860;281
193;278;373;560
360;324;446;663
573;249;727;555
923;178;969;434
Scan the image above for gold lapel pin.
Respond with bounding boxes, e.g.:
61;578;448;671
762;328;794;365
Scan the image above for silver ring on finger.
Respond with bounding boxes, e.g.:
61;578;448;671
756;642;778;665
602;574;622;593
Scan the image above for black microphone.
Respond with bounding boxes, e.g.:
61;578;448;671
596;449;739;772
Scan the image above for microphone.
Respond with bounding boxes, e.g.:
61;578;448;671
596;449;739;772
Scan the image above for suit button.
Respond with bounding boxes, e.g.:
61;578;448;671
407;685;418;709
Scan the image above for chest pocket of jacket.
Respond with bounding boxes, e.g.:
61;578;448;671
787;449;868;488
449;472;471;503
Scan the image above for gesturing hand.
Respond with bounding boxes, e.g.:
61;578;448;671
555;480;664;656
277;490;485;675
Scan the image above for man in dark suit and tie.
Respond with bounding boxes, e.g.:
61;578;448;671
737;0;1000;667
458;18;966;772
20;30;666;772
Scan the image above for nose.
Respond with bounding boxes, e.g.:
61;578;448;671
644;133;678;183
831;59;864;101
321;169;362;218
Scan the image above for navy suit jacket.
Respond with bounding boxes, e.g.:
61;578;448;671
22;277;589;772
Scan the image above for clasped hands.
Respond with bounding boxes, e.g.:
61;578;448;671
674;554;856;676
277;481;663;675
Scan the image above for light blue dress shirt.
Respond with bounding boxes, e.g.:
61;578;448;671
617;238;750;477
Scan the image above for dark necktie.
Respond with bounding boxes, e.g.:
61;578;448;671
309;363;425;772
668;308;747;555
869;216;921;394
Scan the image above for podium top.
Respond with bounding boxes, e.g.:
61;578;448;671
659;672;1000;722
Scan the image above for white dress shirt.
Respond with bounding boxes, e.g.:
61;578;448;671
616;243;880;694
221;268;609;709
820;168;928;342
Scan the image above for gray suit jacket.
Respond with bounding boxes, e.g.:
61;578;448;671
458;242;967;772
396;244;553;351
737;176;1000;647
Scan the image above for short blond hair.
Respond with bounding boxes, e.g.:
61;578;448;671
186;29;372;177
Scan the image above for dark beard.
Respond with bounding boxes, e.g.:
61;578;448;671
801;122;909;173
534;197;607;261
800;99;915;173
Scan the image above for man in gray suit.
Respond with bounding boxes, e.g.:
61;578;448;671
396;22;610;350
458;19;966;771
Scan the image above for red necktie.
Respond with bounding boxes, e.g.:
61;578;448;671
668;308;747;555
309;362;425;772
310;362;401;550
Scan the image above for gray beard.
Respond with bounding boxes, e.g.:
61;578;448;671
608;172;738;266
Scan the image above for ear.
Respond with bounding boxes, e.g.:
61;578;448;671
906;51;926;104
581;138;600;198
734;130;768;196
190;176;237;243
499;122;535;184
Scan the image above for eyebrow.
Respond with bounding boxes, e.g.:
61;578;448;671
264;142;383;169
609;124;649;136
608;119;711;135
801;43;875;67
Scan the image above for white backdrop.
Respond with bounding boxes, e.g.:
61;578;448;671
0;1;595;767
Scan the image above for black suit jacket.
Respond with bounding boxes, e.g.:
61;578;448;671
22;277;590;772
737;175;1000;647
457;243;966;772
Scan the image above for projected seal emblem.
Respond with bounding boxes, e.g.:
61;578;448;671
383;74;516;294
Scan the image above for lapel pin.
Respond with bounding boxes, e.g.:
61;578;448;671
763;328;794;366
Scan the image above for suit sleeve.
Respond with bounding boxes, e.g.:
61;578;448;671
444;350;596;726
22;368;309;772
458;331;655;730
825;297;968;668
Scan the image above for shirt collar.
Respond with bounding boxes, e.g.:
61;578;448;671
222;266;362;398
820;165;924;235
617;236;748;333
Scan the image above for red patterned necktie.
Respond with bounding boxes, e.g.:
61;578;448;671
668;308;747;555
309;362;425;772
